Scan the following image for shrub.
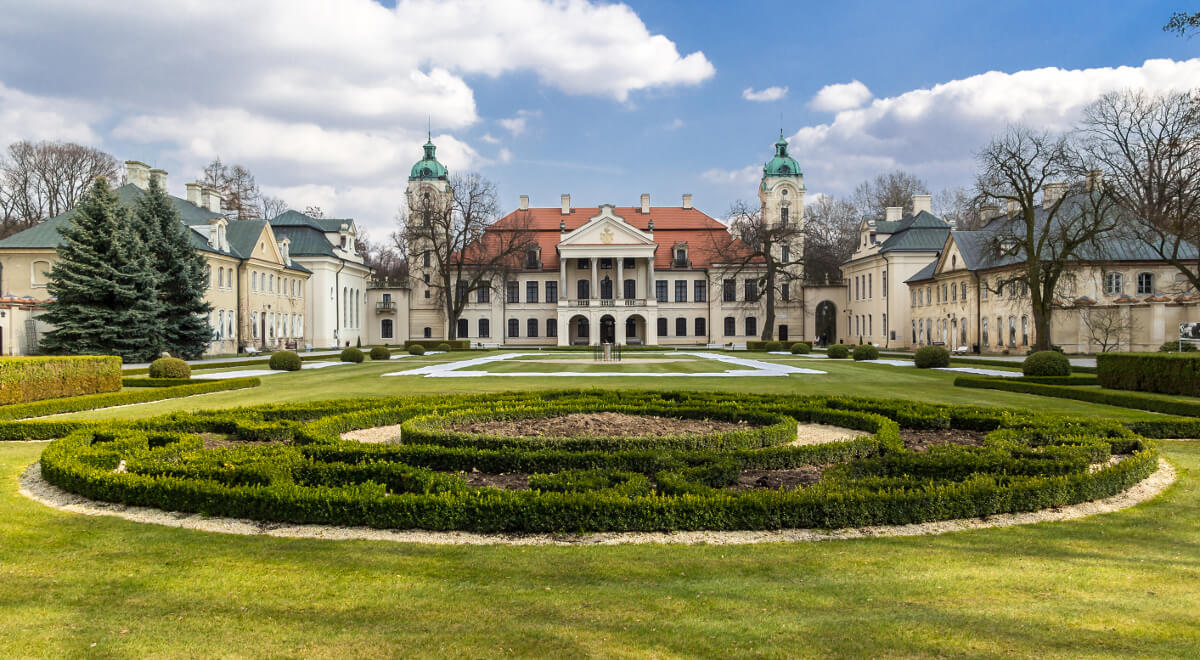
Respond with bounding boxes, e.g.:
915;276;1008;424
826;344;850;359
1023;350;1071;377
369;346;391;360
269;351;302;371
0;377;259;421
1097;352;1200;397
764;341;784;352
409;345;426;356
0;356;122;405
405;339;470;350
340;348;365;363
852;345;879;361
790;342;811;354
1158;341;1198;353
914;346;950;369
435;343;452;352
148;357;191;379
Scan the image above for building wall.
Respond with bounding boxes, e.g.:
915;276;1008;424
365;287;409;345
202;253;242;355
298;258;370;349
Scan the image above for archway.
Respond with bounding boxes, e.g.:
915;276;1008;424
600;314;616;344
815;301;837;346
624;314;646;345
567;315;590;345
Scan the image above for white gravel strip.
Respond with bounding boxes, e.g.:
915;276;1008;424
935;367;1023;377
18;459;1174;546
382;351;825;378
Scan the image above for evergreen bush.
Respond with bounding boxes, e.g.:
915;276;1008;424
826;344;850;359
340;347;365;363
409;345;426;356
369;346;391;360
1023;350;1071;377
852;345;880;361
148;357;191;379
436;343;452;352
914;346;950;368
1097;353;1200;397
0;356;122;405
1158;341;1198;353
790;342;811;354
269;351;302;371
764;341;784;352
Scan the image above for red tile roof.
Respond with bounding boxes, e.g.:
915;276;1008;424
484;206;757;269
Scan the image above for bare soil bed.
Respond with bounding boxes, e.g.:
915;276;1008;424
732;467;824;490
462;470;529;490
449;412;754;437
900;429;989;452
200;433;288;449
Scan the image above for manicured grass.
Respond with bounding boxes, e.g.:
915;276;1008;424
477;357;737;374
0;438;1196;657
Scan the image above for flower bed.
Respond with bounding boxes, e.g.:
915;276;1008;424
34;390;1160;533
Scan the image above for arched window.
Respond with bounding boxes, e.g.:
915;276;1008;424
1021;316;1029;346
724;316;735;336
251;312;258;339
961;282;967;300
1009;316;1016;346
996;317;1003;346
269;274;274;293
31;260;51;286
227;310;234;339
912;320;917;344
675;317;686;336
960;321;967;346
252;272;258;291
657;317;668;337
982;317;989;346
1137;272;1154;295
478;318;490;338
217;311;225;339
508;318;519;338
695;317;706;336
577;318;589;339
745;317;757;337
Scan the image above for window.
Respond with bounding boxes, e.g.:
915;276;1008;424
207;266;213;288
655;280;668;303
477;285;490;304
252;272;258;291
217;311;225;339
781;244;791;263
1105;272;1124;295
599;258;612;270
695;317;706;336
982;317;989;346
781;283;789;302
455;281;467;306
1137;272;1154;295
723;279;736;302
724;317;735;336
674;248;687;267
952;284;957;302
675;317;687;336
674;280;687;303
868;273;872;298
600;278;613;299
251;312;258;338
657;317;668;337
961;282;967;300
780;206;789;226
424;327;431;338
507;281;519;303
422;251;431;267
868;314;873;336
854;277;859;300
1008;316;1016;346
457;318;468;339
546;319;557;337
745;279;758;301
525;248;539;269
527;318;539;337
478;318;490;338
577;258;590;269
996;317;1003;346
694;280;706;303
882;313;887;336
578;279;590;300
269;274;274;292
546;281;557;303
507;318;519;338
623;258;636;269
1021;316;1029;346
381;319;394;339
577;318;589;338
526;281;539;304
423;273;430;284
981;279;988;300
624;279;637;299
745;317;757;337
882;271;887;296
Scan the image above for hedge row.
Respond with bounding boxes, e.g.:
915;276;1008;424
33;389;1161;532
954;375;1200;417
0;356;122;404
121;377;195;388
0;377;261;420
404;339;470;350
1097;353;1200;397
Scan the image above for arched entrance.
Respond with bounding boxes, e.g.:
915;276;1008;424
815;301;837;346
567;315;589;345
624;314;646;345
600;314;616;344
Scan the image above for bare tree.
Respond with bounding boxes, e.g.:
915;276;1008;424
397;173;534;340
303;205;325;219
802;194;858;282
934;185;985;229
257;195;288;220
1077;89;1200;292
361;235;407;285
1077;305;1139;352
0;141;119;235
852;170;929;221
975;125;1121;351
709;199;806;341
202;158;262;220
1164;11;1200;36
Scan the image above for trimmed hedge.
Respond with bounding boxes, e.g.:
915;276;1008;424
369;346;391;360
914;346;949;369
34;389;1159;533
955;375;1200;417
149;357;191;379
852;345;879;361
409;345;426;356
340;347;365;363
121;377;194;388
1097;353;1200;397
0;377;261;420
790;342;811;354
0;356;121;405
405;339;470;350
436;343;451;352
1023;351;1070;377
746;340;788;352
269;351;302;371
826;344;850;359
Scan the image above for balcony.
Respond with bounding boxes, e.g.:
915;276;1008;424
375;301;396;313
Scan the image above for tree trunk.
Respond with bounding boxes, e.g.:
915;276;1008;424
761;266;776;341
1031;302;1053;352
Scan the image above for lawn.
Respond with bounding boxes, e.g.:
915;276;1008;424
5;350;1198;657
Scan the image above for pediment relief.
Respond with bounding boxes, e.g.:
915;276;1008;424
560;207;654;246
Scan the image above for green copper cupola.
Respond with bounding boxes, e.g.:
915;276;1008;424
763;130;802;177
409;135;449;181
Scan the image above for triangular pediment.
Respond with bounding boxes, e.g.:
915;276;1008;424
252;225;286;265
560;206;655;246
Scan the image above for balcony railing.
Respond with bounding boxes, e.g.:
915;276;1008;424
375;302;396;313
570;298;649;307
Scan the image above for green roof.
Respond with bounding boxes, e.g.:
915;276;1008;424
409;138;448;181
762;131;802;178
272;226;338;258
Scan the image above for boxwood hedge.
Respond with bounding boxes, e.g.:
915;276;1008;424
1097;352;1200;397
31;389;1161;533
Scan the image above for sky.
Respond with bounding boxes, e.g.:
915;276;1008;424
0;0;1197;238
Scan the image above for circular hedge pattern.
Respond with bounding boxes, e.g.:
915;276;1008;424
36;390;1158;533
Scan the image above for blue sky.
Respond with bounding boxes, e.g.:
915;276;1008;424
0;0;1195;237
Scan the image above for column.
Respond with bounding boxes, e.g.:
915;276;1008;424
646;255;656;301
647;309;658;345
557;309;568;347
590;257;598;301
589;311;600;345
560;258;567;300
616;257;624;300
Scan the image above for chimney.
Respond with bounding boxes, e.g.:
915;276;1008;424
149;168;167;190
1086;169;1104;191
980;204;1002;223
185;182;203;206
202;185;222;214
1042;182;1068;208
125;160;150;190
640;193;650;214
682;193;692;209
911;194;931;215
519;195;529;210
560;194;570;215
885;206;903;222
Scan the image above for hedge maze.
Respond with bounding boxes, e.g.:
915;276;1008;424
34;390;1165;533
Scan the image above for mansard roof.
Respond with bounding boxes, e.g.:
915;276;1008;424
875;211;952;253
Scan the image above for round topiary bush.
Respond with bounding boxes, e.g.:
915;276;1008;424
914;345;950;369
764;340;784;352
408;345;426;356
826;344;850;359
148;357;190;379
435;342;452;352
340;347;365;363
369;346;391;360
852;344;879;361
790;342;811;354
1023;350;1071;377
268;350;302;371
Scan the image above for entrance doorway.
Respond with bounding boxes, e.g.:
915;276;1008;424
778;325;788;342
600;315;616;344
815;301;837;346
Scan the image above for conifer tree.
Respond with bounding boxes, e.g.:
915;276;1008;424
39;177;163;361
134;176;213;358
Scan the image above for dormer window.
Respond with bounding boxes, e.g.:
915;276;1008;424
525;247;540;269
673;246;688;268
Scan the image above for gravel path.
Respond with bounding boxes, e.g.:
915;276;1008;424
18;458;1173;546
340;422;870;445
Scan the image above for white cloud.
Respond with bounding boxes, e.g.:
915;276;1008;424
701;165;760;186
498;109;540;136
742;86;788;102
0;82;102;148
480;133;501;144
809;80;872;112
498;148;514;164
665;118;685;130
